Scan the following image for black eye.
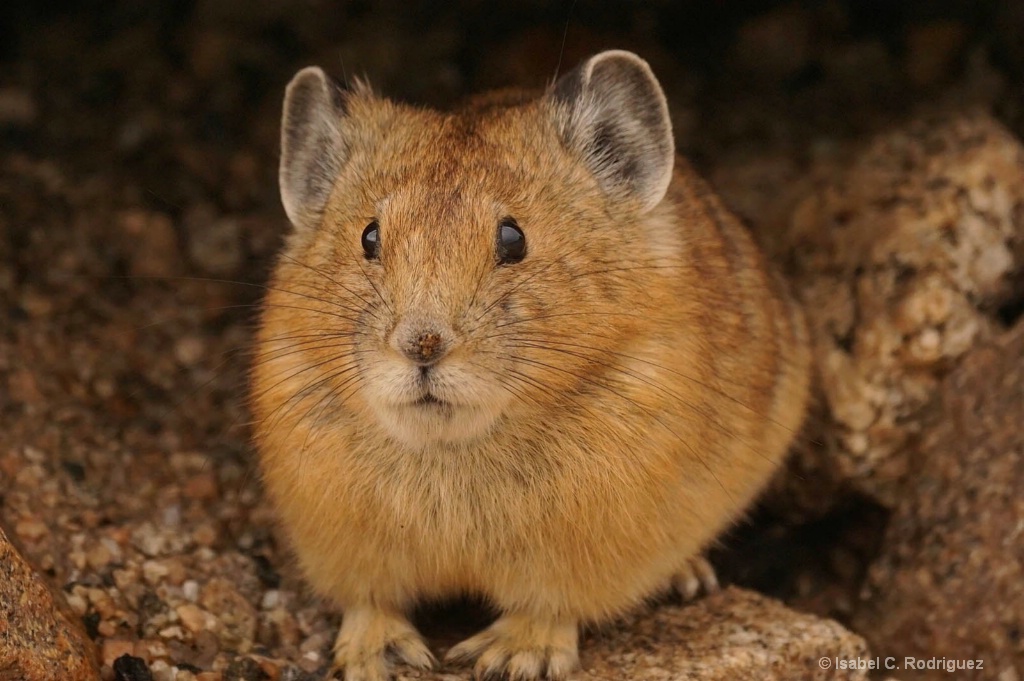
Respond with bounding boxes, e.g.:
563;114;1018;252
497;217;526;265
361;220;380;259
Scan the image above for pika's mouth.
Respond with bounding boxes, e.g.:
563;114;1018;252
412;392;448;408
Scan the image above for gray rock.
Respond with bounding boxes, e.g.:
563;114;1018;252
781;112;1024;509
851;320;1024;681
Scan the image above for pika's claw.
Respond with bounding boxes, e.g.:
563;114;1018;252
331;607;435;681
672;555;720;601
445;613;579;680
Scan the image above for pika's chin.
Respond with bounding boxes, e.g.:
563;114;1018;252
375;400;503;449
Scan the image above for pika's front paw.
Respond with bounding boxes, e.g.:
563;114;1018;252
445;614;579;680
672;555;720;601
331;607;435;681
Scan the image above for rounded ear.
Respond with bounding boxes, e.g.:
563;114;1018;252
279;67;350;231
548;50;675;212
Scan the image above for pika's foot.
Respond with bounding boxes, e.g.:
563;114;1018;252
331;607;435;681
672;555;719;601
444;613;579;680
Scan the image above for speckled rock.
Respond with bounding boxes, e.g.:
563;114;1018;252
577;587;870;680
0;525;101;681
783;112;1024;507
851;320;1024;681
400;588;868;680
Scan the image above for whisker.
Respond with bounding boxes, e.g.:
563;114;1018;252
247;347;366;411
465;240;593;334
272;367;364;457
92;272;370;318
506;339;777;466
276;251;387;319
497;352;734;503
251;339;361;369
496;332;801;436
253;358;364;435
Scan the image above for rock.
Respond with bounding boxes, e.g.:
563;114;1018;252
851;320;1024;681
200;578;259;651
222;657;269;681
176;603;218;635
113;654;154;681
782;112;1024;508
413;588;869;680
0;525;101;680
102;639;136;667
578;588;870;680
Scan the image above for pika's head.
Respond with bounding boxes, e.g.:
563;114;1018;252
267;50;677;448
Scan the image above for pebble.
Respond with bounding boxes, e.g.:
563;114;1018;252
15;517;49;541
113;654;154;681
102;639;136;667
183;472;219;501
176;603;218;635
222;657;270;681
182;580;201;602
259;590;280;610
149;660;174;681
133;638;170;662
132;523;170;557
66;591;89;616
200;578;258;648
174;337;208;367
143;560;171;586
193;522;219;547
86;543;113;570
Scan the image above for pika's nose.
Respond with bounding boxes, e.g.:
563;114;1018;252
406;332;445;365
390;318;453;366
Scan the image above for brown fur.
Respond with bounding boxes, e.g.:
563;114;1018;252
252;54;811;681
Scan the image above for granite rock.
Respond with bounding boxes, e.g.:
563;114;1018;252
782;112;1024;508
851;321;1024;681
405;588;871;681
577;587;870;681
0;525;101;681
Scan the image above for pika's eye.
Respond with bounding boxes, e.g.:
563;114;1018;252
497;217;526;265
361;220;380;260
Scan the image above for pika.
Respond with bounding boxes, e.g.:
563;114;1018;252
252;50;811;680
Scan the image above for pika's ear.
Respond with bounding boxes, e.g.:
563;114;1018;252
548;50;674;212
279;67;350;231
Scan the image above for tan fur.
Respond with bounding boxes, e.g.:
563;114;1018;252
253;56;811;681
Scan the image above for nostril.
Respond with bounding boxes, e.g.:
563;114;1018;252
403;332;446;365
417;333;442;358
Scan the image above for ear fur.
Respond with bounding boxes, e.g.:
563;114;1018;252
549;50;675;212
279;67;350;231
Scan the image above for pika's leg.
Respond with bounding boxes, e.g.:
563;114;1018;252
671;554;720;601
331;606;435;681
444;613;579;680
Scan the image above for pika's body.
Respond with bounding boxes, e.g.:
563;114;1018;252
253;51;810;680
